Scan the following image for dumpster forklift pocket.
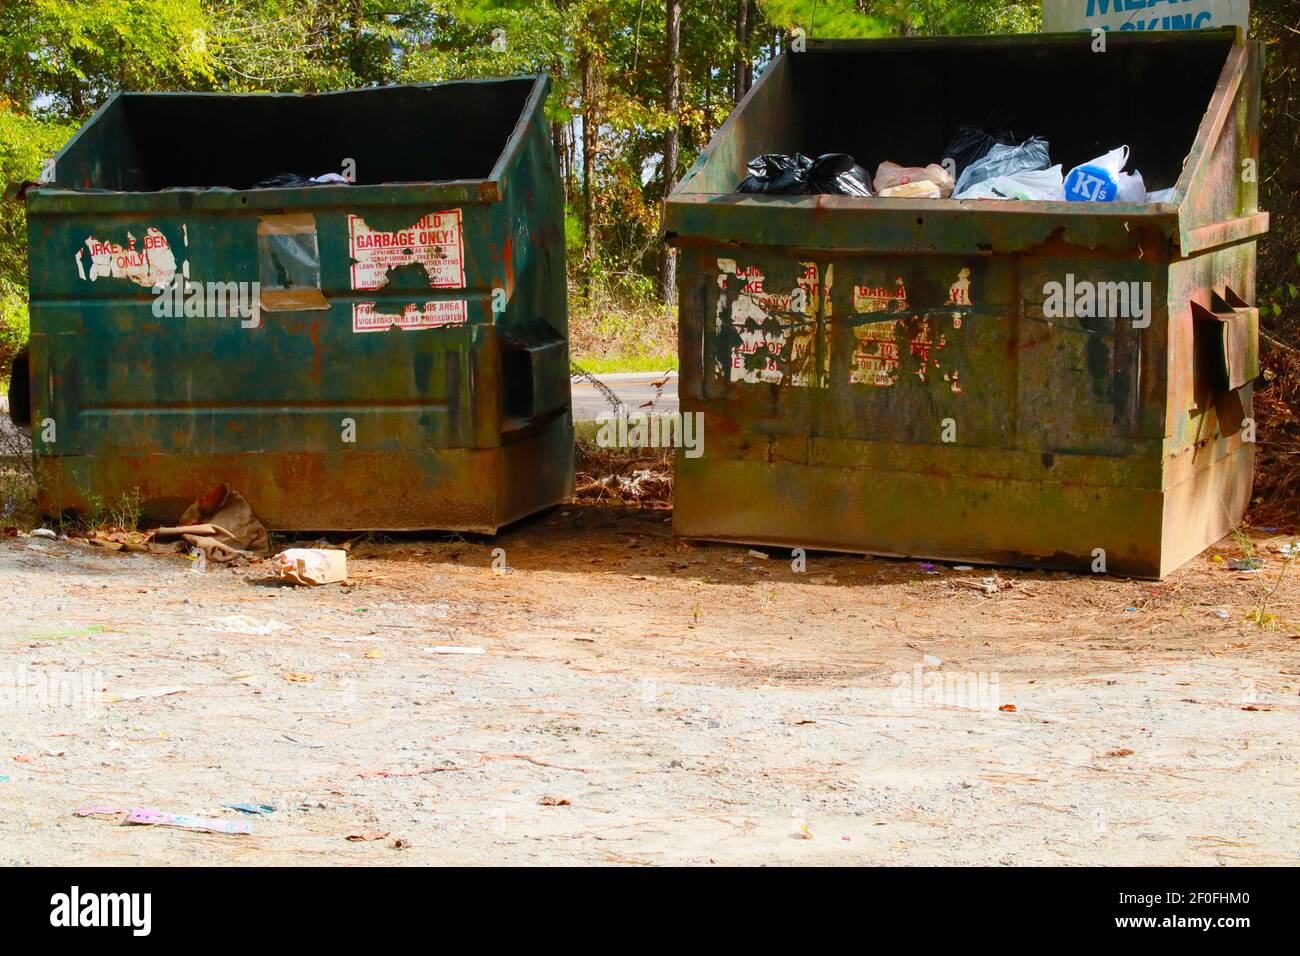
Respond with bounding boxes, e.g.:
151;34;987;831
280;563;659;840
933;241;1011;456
499;330;568;433
1193;288;1260;393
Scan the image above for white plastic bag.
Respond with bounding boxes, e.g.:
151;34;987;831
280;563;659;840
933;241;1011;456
1145;186;1177;204
954;164;1065;201
1116;168;1146;203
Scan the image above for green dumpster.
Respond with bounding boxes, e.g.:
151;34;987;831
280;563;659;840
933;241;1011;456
665;29;1266;578
23;76;572;532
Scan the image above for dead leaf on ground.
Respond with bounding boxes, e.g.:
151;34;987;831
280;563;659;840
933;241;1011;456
1105;749;1135;758
998;704;1017;712
539;796;571;806
346;830;389;842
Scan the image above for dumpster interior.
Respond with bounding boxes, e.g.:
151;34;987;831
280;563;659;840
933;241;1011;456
710;31;1234;196
57;79;537;191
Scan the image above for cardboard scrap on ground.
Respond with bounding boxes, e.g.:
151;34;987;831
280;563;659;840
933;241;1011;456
207;615;292;637
148;484;270;562
346;830;390;842
104;686;189;703
74;805;251;835
125;808;251;835
272;548;348;585
86;529;151;552
222;802;275;815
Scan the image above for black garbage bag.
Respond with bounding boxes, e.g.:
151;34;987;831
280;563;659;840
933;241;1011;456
736;152;871;197
736;153;808;194
806;153;872;196
941;127;997;179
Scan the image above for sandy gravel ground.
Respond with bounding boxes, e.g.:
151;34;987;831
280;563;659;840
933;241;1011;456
0;503;1296;865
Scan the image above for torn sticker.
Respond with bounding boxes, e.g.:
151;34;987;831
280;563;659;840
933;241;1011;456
849;319;903;387
849;276;907;387
715;259;825;387
76;227;177;288
907;320;947;383
947;267;973;306
948;267;973;329
348;210;465;291
353;300;468;333
853;277;908;314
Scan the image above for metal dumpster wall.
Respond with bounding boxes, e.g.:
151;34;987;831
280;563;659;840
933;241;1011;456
25;80;572;532
673;231;1253;579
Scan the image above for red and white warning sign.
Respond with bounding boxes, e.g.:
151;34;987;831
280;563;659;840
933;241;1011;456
352;300;468;333
348;210;465;291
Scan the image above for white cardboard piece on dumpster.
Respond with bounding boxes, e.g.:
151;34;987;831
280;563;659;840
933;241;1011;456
273;548;348;586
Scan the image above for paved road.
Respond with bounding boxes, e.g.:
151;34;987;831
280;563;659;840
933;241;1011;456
570;371;679;421
4;377;674;429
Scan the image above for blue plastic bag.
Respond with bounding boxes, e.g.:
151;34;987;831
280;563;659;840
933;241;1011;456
1064;146;1128;202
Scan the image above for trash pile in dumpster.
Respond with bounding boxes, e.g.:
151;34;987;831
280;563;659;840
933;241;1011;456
735;120;1174;203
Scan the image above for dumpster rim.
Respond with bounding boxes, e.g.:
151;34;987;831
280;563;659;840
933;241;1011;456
25;74;551;209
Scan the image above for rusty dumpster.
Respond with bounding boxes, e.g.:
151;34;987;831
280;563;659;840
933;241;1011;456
22;76;572;532
665;29;1266;578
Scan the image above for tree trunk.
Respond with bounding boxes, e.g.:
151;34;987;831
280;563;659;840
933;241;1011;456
733;0;750;104
551;118;566;198
580;48;598;299
566;119;576;206
658;0;682;308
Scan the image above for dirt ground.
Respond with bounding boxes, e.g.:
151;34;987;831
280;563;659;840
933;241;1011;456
1;501;1297;866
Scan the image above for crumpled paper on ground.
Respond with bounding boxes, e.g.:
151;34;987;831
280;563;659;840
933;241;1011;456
147;484;269;562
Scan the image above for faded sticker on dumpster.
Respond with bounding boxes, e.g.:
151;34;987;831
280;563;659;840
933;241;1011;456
75;227;178;288
715;258;825;387
348;210;465;291
847;268;969;393
352;300;468;333
849;278;909;386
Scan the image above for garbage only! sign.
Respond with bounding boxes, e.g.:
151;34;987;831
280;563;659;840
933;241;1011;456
1042;0;1249;34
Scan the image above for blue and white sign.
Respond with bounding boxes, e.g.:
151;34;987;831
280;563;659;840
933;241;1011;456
1042;0;1249;34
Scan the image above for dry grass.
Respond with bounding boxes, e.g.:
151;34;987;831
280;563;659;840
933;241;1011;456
1249;343;1300;532
0;410;35;530
574;439;674;503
